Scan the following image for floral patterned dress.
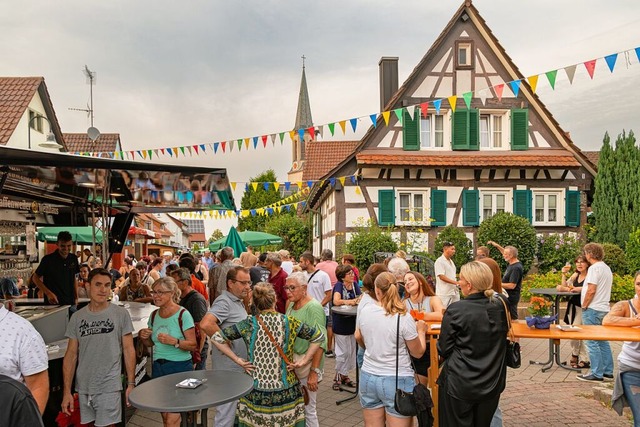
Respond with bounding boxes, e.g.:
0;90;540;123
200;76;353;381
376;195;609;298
214;312;323;427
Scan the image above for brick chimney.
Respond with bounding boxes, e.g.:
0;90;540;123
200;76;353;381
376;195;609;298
379;57;398;111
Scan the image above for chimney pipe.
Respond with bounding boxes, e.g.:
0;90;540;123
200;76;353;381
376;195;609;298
379;57;399;111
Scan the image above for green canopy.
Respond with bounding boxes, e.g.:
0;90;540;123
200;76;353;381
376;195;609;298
223;226;246;259
209;229;283;251
37;226;103;244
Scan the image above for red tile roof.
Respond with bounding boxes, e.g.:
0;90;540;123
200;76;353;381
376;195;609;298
356;149;581;168
0;77;43;145
64;133;120;154
582;151;599;167
302;140;359;180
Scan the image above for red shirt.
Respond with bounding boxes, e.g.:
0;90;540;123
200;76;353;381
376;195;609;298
191;274;209;302
269;268;289;314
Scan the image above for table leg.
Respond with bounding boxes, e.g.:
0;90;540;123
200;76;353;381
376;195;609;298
428;334;439;427
529;338;554;371
200;408;208;427
180;411;198;427
336;362;359;405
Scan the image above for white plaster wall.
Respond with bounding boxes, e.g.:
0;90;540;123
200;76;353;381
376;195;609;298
533;130;551;147
346;208;372;227
377;131;395;148
344;186;365;202
477;50;496;73
435;77;454;98
456;69;472;94
7;93;61;153
412;75;441;98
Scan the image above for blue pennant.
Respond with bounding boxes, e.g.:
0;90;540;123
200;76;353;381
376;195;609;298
604;53;618;72
350;118;357;132
370;114;377;127
433;99;442;114
509;80;521;97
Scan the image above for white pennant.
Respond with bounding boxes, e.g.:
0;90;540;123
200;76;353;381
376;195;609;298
478;88;489;106
317;125;323;139
406;105;416;118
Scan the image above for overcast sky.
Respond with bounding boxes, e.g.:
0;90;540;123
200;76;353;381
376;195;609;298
2;0;639;235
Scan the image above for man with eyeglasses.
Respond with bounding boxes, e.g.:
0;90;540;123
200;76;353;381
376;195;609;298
200;266;251;427
171;268;208;370
33;231;80;308
435;241;461;308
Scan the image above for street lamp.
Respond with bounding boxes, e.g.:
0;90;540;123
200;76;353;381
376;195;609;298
28;114;63;150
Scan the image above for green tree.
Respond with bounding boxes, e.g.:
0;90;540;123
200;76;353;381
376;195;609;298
625;228;640;275
344;219;398;273
264;214;310;258
237;169;283;232
536;233;582;274
433;226;473;269
593;131;639;247
477;212;537;273
602;243;628;276
208;229;224;243
192;243;201;252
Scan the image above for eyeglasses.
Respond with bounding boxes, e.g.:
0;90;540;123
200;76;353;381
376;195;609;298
233;280;252;286
345;271;355;275
150;290;172;296
285;285;300;291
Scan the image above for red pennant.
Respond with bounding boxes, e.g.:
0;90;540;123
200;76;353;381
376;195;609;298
495;84;504;101
420;102;428;118
261;135;268;147
221;141;226;152
161;148;165;155
308;126;315;140
193;145;199;154
584;59;597;79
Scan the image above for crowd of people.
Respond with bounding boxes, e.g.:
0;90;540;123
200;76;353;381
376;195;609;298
1;230;639;427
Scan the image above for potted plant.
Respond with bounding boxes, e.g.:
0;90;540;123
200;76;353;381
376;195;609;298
525;296;557;329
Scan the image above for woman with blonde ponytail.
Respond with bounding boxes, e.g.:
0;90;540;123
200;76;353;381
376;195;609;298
437;261;509;427
355;272;426;427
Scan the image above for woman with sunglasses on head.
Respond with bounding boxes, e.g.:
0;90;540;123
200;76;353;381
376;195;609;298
403;271;444;387
557;255;590;369
118;266;153;303
138;277;196;427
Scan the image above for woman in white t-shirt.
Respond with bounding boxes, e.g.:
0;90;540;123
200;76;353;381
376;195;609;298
355;272;427;426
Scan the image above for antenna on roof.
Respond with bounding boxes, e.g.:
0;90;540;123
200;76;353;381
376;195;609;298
68;65;100;142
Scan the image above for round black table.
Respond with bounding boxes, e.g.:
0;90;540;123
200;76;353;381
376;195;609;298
331;304;359;405
529;287;582;372
129;370;254;427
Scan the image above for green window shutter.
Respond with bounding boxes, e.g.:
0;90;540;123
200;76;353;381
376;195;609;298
468;109;479;150
513;189;532;223
565;190;581;226
452;110;469;150
378;189;395;226
462;189;480;226
430;190;447;226
511;109;529;150
402;109;420;151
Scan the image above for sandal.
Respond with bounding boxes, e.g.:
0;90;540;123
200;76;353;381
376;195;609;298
340;376;356;388
577;360;591;369
332;380;341;391
569;354;579;369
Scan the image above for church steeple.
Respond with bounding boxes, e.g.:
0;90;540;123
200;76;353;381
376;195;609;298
290;56;314;179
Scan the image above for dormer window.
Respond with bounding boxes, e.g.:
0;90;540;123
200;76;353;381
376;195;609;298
455;41;473;69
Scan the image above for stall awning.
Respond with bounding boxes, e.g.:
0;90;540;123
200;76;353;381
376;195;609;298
128;226;159;239
37;226;103;244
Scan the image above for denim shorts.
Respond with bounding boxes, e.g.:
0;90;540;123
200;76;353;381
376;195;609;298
152;359;193;378
359;370;415;418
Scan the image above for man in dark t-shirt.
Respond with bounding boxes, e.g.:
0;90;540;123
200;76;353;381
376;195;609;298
249;253;270;287
500;246;524;319
172;268;208;370
0;375;44;427
33;232;79;306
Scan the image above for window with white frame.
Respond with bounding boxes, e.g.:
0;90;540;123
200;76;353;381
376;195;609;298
420;115;444;148
457;42;472;67
480;190;510;220
396;189;429;225
533;190;564;225
479;113;506;149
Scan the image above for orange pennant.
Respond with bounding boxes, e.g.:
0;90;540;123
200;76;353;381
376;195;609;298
338;121;346;135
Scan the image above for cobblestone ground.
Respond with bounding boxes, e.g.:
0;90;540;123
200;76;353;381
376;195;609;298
128;336;633;426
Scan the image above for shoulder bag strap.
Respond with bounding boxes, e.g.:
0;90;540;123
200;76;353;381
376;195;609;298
395;313;400;390
498;295;515;342
256;314;291;364
150;309;158;327
307;269;320;283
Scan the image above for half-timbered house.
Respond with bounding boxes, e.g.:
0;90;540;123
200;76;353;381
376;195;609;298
306;1;596;255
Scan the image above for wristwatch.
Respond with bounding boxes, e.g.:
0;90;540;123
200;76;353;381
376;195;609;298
174;339;180;348
311;367;322;375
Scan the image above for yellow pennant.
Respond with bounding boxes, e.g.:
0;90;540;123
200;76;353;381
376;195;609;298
276;206;282;213
355;186;362;195
289;130;296;142
339;120;346;135
297;181;303;190
244;138;250;149
251;182;259;191
339;177;346;186
527;75;539;93
142;150;147;159
230;182;237;191
448;95;457;113
382;111;390;126
257;208;264;216
273;182;280;191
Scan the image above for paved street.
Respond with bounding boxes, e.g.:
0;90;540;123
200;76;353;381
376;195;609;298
128;336;633;426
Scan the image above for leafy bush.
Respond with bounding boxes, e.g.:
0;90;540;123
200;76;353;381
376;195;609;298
477;212;537;273
536;233;582;274
603;243;628;275
625;228;640;275
264;213;310;259
433;226;473;269
344;218;398;273
522;272;635;303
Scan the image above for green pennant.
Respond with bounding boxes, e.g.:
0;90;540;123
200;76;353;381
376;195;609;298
462;92;473;109
179;146;185;156
148;149;152;160
279;132;285;143
394;108;404;125
545;70;557;90
328;123;335;136
237;139;243;151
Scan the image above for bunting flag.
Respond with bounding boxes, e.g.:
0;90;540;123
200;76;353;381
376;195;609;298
545;70;557;90
72;45;640;160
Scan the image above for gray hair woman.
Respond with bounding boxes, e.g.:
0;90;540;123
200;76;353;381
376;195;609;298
437;261;508;426
211;282;324;427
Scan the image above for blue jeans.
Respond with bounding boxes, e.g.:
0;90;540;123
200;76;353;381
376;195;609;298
582;308;614;378
621;371;640;427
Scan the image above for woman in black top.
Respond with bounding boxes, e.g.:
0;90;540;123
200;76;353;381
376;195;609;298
437;261;508;427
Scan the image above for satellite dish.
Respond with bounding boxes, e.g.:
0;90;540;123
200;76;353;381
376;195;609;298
87;127;100;142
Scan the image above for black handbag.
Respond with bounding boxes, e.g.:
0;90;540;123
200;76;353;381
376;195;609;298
499;296;521;369
394;314;418;416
